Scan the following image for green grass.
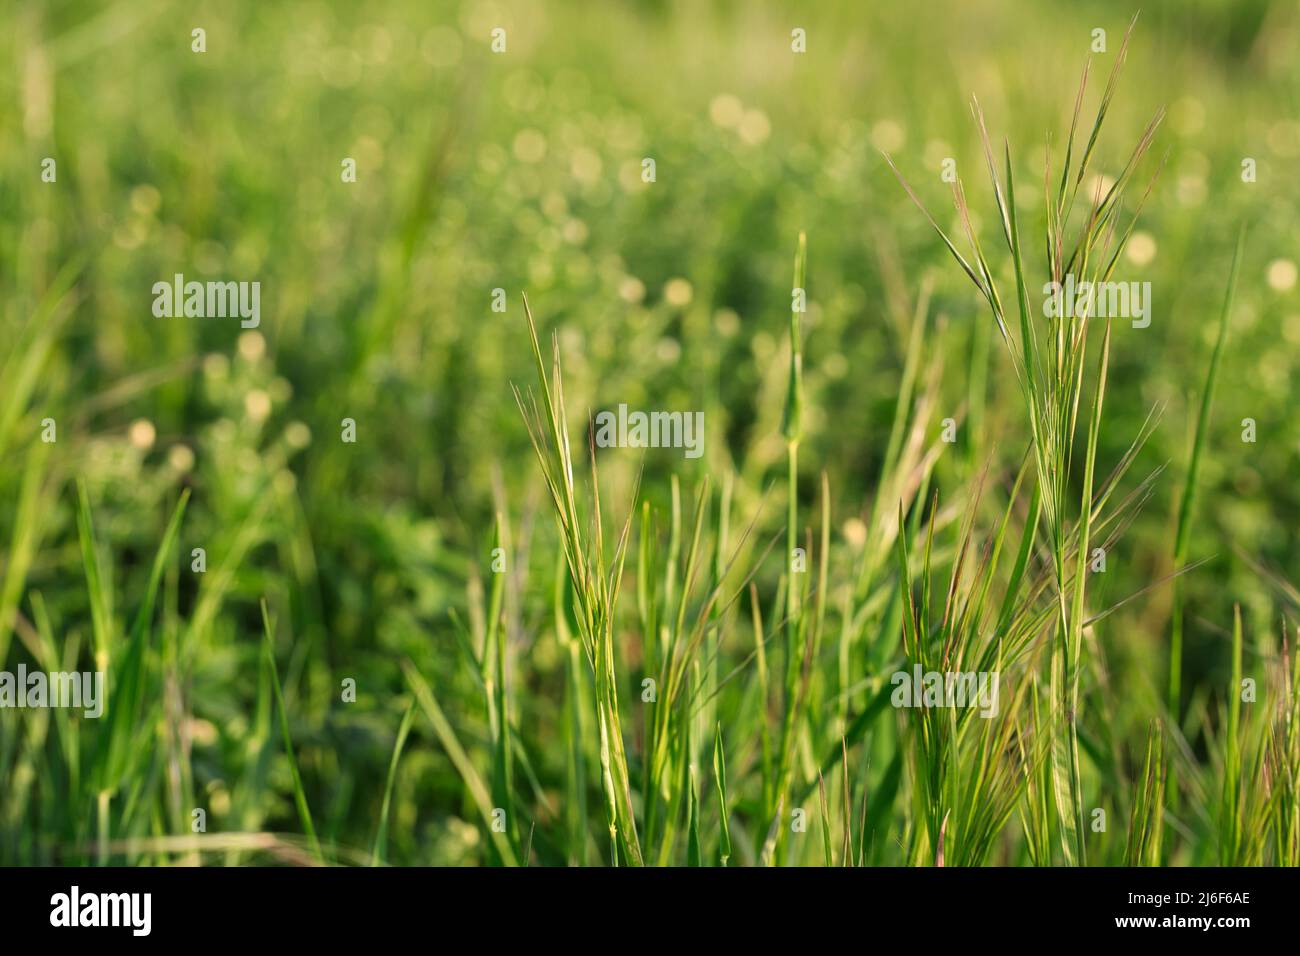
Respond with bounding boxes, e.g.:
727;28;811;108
2;0;1298;867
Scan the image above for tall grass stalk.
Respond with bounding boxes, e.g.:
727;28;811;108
773;232;808;862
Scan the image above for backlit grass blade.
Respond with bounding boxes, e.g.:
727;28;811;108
713;722;731;866
1169;228;1245;716
261;600;323;864
371;701;417;866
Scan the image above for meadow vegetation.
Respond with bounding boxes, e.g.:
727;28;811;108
1;0;1298;866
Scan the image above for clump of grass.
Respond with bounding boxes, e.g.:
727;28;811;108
514;295;644;865
515;290;781;866
1268;628;1300;864
1213;608;1300;865
887;15;1167;864
1125;719;1165;866
893;459;1055;865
